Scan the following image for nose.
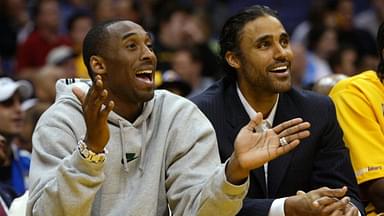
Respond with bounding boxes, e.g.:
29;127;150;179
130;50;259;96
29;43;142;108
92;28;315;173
13;99;22;113
140;45;156;62
273;44;289;61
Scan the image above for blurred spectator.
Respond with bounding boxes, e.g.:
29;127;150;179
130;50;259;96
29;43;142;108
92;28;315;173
312;73;348;95
0;77;33;196
171;47;214;97
182;10;221;79
114;0;142;24
355;0;384;40
329;44;358;76
16;101;50;153
303;25;338;88
152;3;192;71
157;70;191;97
331;0;378;71
90;0;116;24
32;65;67;104
46;45;76;77
290;43;308;88
16;0;71;78
66;11;93;78
58;0;90;34
291;0;336;45
0;0;30;76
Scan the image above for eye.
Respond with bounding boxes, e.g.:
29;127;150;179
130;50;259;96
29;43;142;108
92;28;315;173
146;43;153;51
257;41;270;49
126;42;137;50
280;38;289;48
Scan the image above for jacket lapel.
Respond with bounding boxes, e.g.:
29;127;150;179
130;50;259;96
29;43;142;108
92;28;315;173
223;80;267;196
268;91;300;197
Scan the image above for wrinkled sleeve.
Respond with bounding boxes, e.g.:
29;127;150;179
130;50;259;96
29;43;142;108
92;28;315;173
27;111;105;216
165;105;249;216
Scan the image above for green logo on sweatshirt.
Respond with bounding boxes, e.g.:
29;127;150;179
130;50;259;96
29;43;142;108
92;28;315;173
121;153;138;164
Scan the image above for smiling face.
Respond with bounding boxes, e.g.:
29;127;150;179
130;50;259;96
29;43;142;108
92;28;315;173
98;21;157;106
227;15;293;96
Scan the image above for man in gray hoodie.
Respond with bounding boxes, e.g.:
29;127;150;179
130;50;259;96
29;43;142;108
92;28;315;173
26;20;317;216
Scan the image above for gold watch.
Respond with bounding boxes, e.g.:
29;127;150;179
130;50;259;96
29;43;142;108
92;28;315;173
77;139;107;164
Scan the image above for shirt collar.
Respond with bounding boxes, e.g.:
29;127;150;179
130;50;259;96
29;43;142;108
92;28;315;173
236;83;279;130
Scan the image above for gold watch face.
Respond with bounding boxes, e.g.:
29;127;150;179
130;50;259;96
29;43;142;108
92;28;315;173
78;139;106;163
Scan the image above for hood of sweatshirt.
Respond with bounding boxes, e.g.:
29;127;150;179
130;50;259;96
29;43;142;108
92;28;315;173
55;78;155;174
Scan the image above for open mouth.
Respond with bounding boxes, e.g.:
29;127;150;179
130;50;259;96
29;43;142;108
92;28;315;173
135;70;153;83
269;65;288;73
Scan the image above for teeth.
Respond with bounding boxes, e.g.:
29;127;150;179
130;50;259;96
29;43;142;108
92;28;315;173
136;70;152;75
271;66;287;71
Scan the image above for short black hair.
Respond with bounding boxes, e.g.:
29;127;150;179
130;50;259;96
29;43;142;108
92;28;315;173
377;22;384;82
219;5;278;76
82;20;121;81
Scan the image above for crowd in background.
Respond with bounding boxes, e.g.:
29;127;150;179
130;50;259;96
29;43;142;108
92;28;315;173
0;0;383;215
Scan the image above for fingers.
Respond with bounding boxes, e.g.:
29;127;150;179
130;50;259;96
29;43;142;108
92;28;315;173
296;190;306;195
283;130;311;144
84;75;114;114
313;197;339;207
273;118;303;133
246;112;263;132
278;122;311;139
87;76;108;111
318;186;348;198
344;203;359;216
100;100;115;118
321;196;350;215
273;118;311;135
329;209;344;216
273;139;300;158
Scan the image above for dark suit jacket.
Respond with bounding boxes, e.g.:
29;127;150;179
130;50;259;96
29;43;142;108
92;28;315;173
191;76;365;216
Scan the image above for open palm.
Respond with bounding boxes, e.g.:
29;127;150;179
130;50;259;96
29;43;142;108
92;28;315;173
233;112;310;170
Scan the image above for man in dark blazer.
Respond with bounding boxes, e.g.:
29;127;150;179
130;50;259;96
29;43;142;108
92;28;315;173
191;5;364;216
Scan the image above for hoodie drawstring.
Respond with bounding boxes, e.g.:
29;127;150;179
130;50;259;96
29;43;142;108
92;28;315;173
139;120;147;176
119;120;129;172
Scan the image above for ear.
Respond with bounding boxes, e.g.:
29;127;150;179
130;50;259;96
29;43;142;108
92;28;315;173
90;56;107;76
225;51;241;69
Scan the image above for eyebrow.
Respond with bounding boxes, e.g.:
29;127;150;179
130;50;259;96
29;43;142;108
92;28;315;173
281;32;289;39
255;32;289;43
122;32;151;40
255;34;271;43
122;32;137;40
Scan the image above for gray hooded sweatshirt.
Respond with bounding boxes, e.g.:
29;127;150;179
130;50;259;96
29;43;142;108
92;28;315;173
27;79;249;216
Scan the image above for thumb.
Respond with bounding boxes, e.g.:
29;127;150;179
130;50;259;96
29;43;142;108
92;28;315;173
72;86;86;104
297;190;306;195
246;112;263;132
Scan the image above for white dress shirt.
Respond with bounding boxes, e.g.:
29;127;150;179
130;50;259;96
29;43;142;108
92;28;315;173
236;85;286;216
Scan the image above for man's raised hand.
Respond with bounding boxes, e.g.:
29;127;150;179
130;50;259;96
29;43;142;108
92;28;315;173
72;75;114;153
